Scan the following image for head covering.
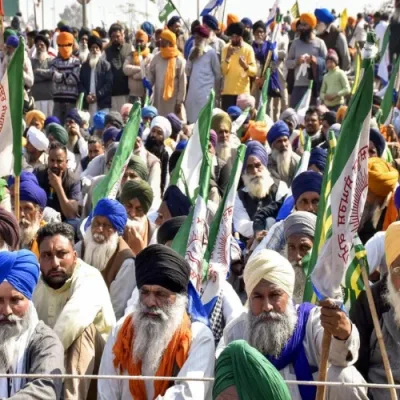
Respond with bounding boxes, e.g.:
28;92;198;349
4;28;17;42
120;103;133;118
284;211;317;240
280;108;299;128
227;22;245;37
8;171;39;187
19;177;47;208
236;94;256;111
25;110;46;130
326;49;339;65
120;180;154;214
27;126;49;152
135;29;149;43
142;106;158;119
244;249;295;297
44;116;61;128
34;34;50;49
57;31;74;59
267;121;290;145
103;127;120;144
141;21;155;36
241;121;268;144
385;221;400;267
93;111;106;130
211;112;232;133
88;34;103;49
241;18;253;27
0;250;40;300
330;123;341;138
194;25;210;38
57;31;74;45
315;8;335;24
167;16;181;28
166;113;182;135
160;29;177;46
78;27;90;40
135;244;190;293
66;108;83;127
0;209;20;250
395;186;400;210
105;111;123;130
46;123;68;145
299;13;317;29
92;198;127;235
370;128;386;157
105;142;119;165
213;340;291;400
368;158;399;197
127;155;149;181
151;116;172;139
203;15;219;31
227;14;240;27
292;171;323;203
309;147;328;172
243;140;268;171
210;130;217;149
227;106;242;121
322;111;336;126
163;185;191;217
6;35;19;48
336;106;347;122
157;216;186;245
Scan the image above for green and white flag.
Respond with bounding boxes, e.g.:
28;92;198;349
92;103;141;207
159;0;176;23
380;54;400;125
296;80;313;126
0;39;24;178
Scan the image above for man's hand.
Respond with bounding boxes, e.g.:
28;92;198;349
68;121;81;137
48;170;63;191
239;56;248;71
255;230;268;242
297;55;306;65
226;46;235;60
319;298;352;341
125;226;146;255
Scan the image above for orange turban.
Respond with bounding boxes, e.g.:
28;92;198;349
25;110;46;130
227;14;239;27
136;29;149;44
241;121;268;144
336;105;347;123
91;29;100;38
299;13;317;29
56;31;74;45
347;16;356;27
368;157;399;197
218;22;226;32
160;29;177;46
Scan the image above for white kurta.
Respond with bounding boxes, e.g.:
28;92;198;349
98;317;215;400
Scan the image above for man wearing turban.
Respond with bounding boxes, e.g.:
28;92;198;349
211;111;238;163
203;15;226;58
25;110;46;131
218;249;367;400
121;154;149;187
98;244;215;399
0;208;20;251
308;147;328;173
280;107;300;142
369;128;386;158
0;250;64;398
76;199;135;320
33;223;116;400
149;29;187;120
23;126;49;172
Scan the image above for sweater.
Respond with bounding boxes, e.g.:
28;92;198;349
320;66;351;107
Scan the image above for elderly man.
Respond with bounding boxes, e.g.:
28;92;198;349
203;15;226;57
98;244;215;399
185;25;221;124
218;249;368;400
234;141;288;239
0;250;64;399
149;29;187;119
23;126;49;172
0;208;20;251
267;121;300;186
33;223;116;400
211;111;236;162
78;28;90;63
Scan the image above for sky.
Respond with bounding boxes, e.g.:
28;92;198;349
22;0;386;31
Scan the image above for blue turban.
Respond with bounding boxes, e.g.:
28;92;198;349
8;171;39;187
241;18;253;27
292;171;323;203
66;108;83;127
6;35;19;48
227;106;242;121
176;140;188;151
0;250;39;299
142;106;158;119
314;8;335;24
93;111;106;130
243;141;268;172
370;128;386;157
395;186;400;210
141;21;155;36
203;15;219;31
103;127;120;145
267;120;290;145
92;198;127;235
167;16;181;28
20;180;47;208
309;147;328;173
166;113;183;135
44;116;61;128
163;185;191;217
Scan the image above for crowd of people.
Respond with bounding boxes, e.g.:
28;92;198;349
1;4;400;400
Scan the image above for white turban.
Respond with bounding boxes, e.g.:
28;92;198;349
244;249;295;297
150;116;172;139
78;110;90;127
27;126;49;152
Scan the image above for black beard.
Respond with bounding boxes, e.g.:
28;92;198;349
299;30;312;41
145;136;165;159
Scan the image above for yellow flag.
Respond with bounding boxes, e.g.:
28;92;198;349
291;1;300;19
340;8;348;31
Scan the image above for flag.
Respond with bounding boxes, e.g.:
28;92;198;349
377;27;390;84
0;38;24;178
381;55;400;125
351;48;362;95
296;80;313;126
266;0;279;29
92;103;141;207
159;0;176;23
200;0;223;16
231;108;249;136
256;68;271;122
290;1;300;19
340;8;348;31
76;92;84;110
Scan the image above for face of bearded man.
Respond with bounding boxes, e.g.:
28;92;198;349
242;166;274;199
20;215;41;248
283;246;307;305
271;146;292;182
79;43;89;63
145;134;165;159
386;272;400;327
189;36;206;61
88;51;101;70
359;199;383;232
216;141;232;162
132;293;187;374
83;228;119;271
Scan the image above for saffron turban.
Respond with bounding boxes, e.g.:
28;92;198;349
292;171;323;203
141;106;158;119
244;249;295;297
127;155;149;181
103;127;120;145
120;180;154;215
267;120;290;145
368;157;398;197
92;198;127;235
299;13;317;29
0;208;20;250
243;140;268;171
385;221;400;267
213;340;291;400
135;244;190;293
44;116;61;128
93;111;106;130
20;180;47;209
227;14;240;27
314;8;335;24
280;108;299;129
309;147;328;172
0;250;39;300
56;31;74;45
46;123;68;145
241;121;268;144
151;116;172;139
105;112;123;130
157;216;186;245
336;106;347;122
135;29;148;43
370;128;386;158
160;29;177;46
25;110;46;130
163;185;191;217
211;112;232;133
284;211;317;241
236;94;256;111
27;126;49;152
203;15;219;31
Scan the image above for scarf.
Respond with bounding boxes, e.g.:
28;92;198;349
160;47;180;101
133;48;150;66
266;302;317;400
113;312;192;399
252;41;269;64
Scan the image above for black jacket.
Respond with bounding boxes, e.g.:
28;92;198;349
79;58;113;110
105;43;132;96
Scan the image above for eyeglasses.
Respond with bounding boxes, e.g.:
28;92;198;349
246;162;263;173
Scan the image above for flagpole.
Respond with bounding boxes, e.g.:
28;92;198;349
221;0;228;29
169;0;190;31
14;175;20;221
315;331;332;400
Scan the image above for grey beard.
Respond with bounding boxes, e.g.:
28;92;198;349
271;147;292;182
89;53;101;69
359;201;382;231
216;142;232;162
79;47;90;63
126;217;147;238
36;50;48;62
242;168;274;199
245;301;298;358
20;218;41;247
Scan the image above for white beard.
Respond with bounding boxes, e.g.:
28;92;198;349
242;167;274;199
83;229;119;271
271;147;292;182
126;217;147;238
216;142;232;162
79;44;90;63
89;53;101;70
392;9;400;24
35;50;48;62
245;300;298;358
385;275;400;328
132;294;187;374
20;218;41;247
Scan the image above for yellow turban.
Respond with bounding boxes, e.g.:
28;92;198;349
211;112;232;133
25;110;46;130
136;29;149;44
385;221;400;267
91;29;100;38
368;157;399;197
227;14;240;27
299;13;317;29
244;249;295;297
160;29;176;46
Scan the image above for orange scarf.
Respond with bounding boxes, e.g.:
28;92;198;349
383;191;398;230
133;48;151;66
160;47;180;101
113;312;192;399
30;220;46;259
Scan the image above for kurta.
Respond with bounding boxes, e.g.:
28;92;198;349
149;53;187;118
185;46;221;124
32;259;116;350
98;317;215;400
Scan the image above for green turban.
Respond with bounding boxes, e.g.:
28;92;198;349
120;180;154;214
46;123;68;146
213;340;291;400
4;28;17;41
127;155;149;181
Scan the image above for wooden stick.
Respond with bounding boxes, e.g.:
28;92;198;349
169;0;190;32
14;175;20;222
316;330;332;400
360;262;398;400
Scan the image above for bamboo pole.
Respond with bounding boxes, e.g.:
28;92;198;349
14;175;20;222
315;331;332;400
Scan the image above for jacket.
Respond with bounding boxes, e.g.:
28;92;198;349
105;43;132;96
31;55;54;101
